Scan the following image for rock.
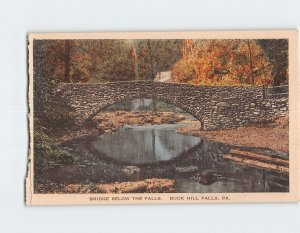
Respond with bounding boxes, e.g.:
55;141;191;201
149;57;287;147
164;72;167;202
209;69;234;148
265;103;271;107
122;166;141;175
192;170;221;185
175;166;198;173
216;102;229;107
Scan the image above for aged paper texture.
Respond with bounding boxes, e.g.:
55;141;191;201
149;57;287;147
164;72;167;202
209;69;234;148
26;31;299;205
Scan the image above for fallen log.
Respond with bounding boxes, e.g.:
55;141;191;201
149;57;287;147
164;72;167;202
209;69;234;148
224;153;288;173
229;149;289;166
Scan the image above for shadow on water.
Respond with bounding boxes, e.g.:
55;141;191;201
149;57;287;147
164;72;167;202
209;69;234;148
43;124;289;193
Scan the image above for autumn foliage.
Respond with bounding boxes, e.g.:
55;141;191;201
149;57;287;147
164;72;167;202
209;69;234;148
35;39;288;86
171;39;286;86
36;39;136;83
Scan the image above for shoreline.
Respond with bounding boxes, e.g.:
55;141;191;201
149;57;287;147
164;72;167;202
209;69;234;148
55;111;186;145
177;116;288;154
57;111;288;155
55;111;288;175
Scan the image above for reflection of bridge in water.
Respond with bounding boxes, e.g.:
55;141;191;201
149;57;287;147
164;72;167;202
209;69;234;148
53;133;288;193
57;81;288;130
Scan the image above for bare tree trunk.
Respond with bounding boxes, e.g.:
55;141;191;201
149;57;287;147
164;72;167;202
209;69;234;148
64;40;71;82
247;40;255;85
146;40;158;115
147;40;155;80
132;45;139;80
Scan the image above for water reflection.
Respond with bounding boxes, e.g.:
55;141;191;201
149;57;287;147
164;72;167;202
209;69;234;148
44;123;289;193
91;124;201;164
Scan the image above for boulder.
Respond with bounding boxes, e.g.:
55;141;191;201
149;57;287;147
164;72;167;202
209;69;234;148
122;166;141;175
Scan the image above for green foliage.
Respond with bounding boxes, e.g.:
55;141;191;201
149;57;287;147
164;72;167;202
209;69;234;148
136;39;181;80
92;40;135;82
33;40;76;182
34;129;74;175
257;39;289;86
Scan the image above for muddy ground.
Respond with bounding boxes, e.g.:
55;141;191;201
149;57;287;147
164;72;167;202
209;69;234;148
177;116;289;153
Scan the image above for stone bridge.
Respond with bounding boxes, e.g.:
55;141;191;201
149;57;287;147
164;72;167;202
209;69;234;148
56;81;288;130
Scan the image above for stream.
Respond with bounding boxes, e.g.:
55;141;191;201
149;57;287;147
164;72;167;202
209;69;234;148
42;123;289;193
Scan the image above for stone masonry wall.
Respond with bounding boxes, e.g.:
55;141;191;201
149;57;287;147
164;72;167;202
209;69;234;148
56;81;288;130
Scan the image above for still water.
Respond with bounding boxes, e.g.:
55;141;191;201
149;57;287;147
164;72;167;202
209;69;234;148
46;123;288;193
91;124;201;164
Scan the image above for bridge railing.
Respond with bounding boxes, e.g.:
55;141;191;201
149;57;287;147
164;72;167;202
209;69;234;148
263;85;288;99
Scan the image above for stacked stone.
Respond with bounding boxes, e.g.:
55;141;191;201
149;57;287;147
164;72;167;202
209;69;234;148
56;81;289;130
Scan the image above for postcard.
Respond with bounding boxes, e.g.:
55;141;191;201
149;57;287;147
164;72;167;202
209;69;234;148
26;31;299;205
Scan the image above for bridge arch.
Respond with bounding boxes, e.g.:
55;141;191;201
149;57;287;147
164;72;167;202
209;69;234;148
57;80;288;130
87;97;205;129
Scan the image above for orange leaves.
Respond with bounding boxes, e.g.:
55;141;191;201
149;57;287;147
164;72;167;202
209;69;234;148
37;39;281;85
172;39;273;86
172;59;196;83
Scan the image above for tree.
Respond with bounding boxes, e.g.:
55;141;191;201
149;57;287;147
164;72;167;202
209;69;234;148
246;39;254;84
89;40;135;82
34;39;136;84
257;39;288;86
128;40;140;80
133;39;181;113
136;39;181;80
64;40;71;82
33;40;77;185
172;39;273;86
33;40;75;135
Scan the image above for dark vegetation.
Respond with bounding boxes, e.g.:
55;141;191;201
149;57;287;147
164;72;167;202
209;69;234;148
33;41;76;186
